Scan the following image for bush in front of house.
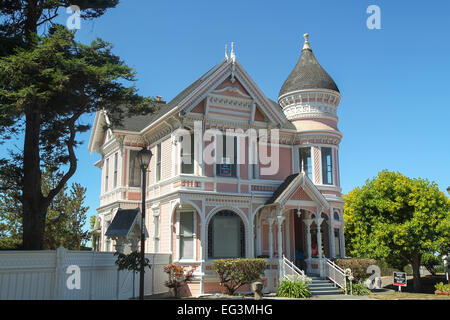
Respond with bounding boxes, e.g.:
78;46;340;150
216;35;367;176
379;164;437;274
211;258;268;295
434;282;450;293
344;281;371;296
163;263;196;298
277;278;312;298
333;258;376;282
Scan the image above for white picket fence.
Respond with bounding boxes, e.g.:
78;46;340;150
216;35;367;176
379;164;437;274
0;247;171;300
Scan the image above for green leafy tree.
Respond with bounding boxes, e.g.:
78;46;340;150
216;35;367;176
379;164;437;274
343;170;450;292
0;1;157;249
0;167;91;250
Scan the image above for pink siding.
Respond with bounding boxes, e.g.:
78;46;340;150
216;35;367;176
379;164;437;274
217;183;238;193
259;147;292;180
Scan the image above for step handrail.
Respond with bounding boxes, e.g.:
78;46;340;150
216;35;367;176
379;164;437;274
324;258;347;293
282;255;305;279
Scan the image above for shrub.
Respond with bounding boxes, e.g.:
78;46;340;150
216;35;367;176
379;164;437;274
334;258;376;282
114;251;151;273
163;263;196;298
211;258;268;295
435;282;450;293
277;278;311;298
348;282;371;296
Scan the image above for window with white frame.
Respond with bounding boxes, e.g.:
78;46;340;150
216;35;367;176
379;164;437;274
105;220;111;251
153;215;160;253
180;133;194;174
321;147;333;185
113;152;118;188
208;210;245;259
156;143;162;182
104;158;109;192
333;211;340;221
334;228;341;257
216;134;237;177
250;137;259;179
129;150;141;187
179;211;195;260
299;147;312;179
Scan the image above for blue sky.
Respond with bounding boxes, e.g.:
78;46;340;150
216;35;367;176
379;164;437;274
3;0;450;232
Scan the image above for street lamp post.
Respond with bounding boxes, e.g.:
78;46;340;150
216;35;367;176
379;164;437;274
137;147;153;300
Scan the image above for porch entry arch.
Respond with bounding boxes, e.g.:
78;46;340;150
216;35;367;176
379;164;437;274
207;209;246;259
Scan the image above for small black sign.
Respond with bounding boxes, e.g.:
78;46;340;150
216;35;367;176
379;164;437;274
393;272;407;286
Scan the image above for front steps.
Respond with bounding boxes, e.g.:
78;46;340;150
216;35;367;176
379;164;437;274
308;277;343;296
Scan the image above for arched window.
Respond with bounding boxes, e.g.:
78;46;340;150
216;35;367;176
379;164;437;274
208;210;245;258
333;211;340;221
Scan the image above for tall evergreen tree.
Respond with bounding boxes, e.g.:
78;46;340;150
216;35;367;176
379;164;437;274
0;1;157;249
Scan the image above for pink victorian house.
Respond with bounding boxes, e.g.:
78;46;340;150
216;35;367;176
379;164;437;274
88;34;346;295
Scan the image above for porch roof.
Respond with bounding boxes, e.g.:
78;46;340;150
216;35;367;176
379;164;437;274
265;172;329;210
105;208;140;238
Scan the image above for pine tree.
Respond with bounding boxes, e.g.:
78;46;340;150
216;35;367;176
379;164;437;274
0;1;158;249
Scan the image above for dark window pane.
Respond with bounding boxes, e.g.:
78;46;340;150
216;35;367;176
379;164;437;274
129;150;141;187
321;147;333;185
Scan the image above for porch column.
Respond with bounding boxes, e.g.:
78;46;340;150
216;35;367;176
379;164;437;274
329;207;336;258
277;215;285;280
340;224;346;258
316;216;324;277
303;219;313;259
249;216;255;258
316;218;324;259
268;217;275;259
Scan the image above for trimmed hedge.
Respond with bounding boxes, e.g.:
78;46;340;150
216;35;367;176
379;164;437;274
211;258;268;295
334;258;376;282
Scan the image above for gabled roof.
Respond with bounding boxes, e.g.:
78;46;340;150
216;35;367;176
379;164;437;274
265;172;329;210
279;34;339;98
89;55;293;153
105;208;140;238
114;60;228;132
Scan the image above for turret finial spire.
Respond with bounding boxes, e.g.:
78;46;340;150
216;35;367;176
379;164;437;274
230;42;236;63
225;44;229;61
302;33;311;50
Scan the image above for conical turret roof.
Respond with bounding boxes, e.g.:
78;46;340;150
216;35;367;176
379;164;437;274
279;34;339;98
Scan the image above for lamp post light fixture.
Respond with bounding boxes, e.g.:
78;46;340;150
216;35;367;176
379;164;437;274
447;186;450;195
137;146;153;300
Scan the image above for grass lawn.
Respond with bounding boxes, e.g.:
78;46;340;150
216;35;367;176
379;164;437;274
371;292;450;300
373;274;450;299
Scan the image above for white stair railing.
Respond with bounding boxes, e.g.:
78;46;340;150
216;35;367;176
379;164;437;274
324;258;347;293
282;255;305;281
